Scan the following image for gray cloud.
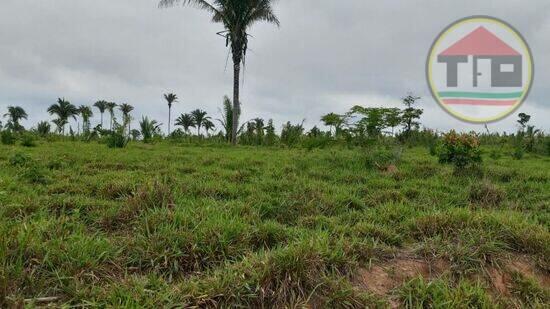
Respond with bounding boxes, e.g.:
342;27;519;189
1;0;549;133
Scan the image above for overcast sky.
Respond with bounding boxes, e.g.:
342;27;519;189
1;0;549;133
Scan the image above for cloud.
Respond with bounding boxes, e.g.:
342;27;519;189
0;0;549;133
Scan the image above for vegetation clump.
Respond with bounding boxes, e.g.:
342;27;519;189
437;130;482;171
468;180;506;207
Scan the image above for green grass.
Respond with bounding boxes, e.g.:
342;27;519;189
0;141;548;307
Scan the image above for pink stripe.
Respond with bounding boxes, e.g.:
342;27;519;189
442;99;517;106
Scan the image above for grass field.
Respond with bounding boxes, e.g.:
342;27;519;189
1;141;549;307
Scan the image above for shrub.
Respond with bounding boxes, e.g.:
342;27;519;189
468;181;505;207
9;152;31;167
20;164;49;184
364;146;402;170
36;121;51;137
488;149;502;160
20;132;37;147
512;146;524;160
1;130;16;145
106;131;129;148
437;131;482;170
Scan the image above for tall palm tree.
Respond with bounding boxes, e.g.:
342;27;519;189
175;113;195;134
191;109;210;136
78;105;94;133
119;103;134;133
163;93;178;135
105;102;117;130
3;106;28;131
47;98;78;135
159;0;280;145
93;100;108;128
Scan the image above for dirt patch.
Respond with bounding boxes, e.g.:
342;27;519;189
354;257;446;296
353;253;549;303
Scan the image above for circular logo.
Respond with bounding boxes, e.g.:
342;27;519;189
427;16;534;123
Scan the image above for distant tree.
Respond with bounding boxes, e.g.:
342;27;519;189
105;102;117;130
3;106;28;132
163;93;178;135
78;105;94;133
401;94;423;135
308;126;322;138
517;113;531;129
130;129;141;140
175;113;195;134
253;118;265;145
351;106;386;137
93;100;108;128
191;109;210;136
384;108;402;135
47;98;78;135
159;0;280;145
217;96;240;142
119;103;134;134
321;113;345;136
281;121;304;146
264;119;277;146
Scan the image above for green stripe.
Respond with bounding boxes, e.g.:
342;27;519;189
438;91;523;99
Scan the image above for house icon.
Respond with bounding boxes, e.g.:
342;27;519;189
438;26;522;88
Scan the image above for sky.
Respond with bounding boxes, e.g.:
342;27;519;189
1;0;549;134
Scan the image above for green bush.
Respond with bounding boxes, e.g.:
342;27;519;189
9;152;31;167
364;146;402;170
106;131;129;148
437;131;482;170
1;130;16;145
20;132;37;147
20;165;49;184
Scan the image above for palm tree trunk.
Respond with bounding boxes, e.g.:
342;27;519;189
168;106;171;136
100;113;103;128
231;62;240;145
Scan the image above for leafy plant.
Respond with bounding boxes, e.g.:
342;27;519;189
139;116;161;143
20;132;37;147
9;152;31;167
364;146;402;170
1;130;16;145
437;131;482;170
280;121;304;147
106;125;129;148
36;121;51;137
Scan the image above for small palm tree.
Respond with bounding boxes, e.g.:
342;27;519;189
203;118;215;136
93;100;108;128
217;96;240;142
52;118;68;134
47;98;78;135
163;93;178;135
159;0;280;145
106;102;117;130
3;106;28;131
139;116;162;143
36;121;51;136
175;113;195;134
119;103;134;134
191;109;210;136
78;105;94;133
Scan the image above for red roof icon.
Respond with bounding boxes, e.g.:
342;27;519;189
440;26;520;56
